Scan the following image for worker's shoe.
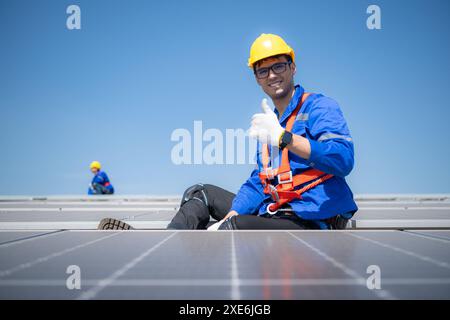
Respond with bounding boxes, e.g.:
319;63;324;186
98;218;134;230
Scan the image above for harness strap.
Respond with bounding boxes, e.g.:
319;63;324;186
258;92;334;214
260;93;310;177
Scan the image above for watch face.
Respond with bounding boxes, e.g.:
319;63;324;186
280;131;292;149
284;131;293;143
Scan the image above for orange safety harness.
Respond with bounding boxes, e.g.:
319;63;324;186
259;92;334;214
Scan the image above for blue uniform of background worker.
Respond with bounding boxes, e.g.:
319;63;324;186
88;161;114;195
97;33;357;230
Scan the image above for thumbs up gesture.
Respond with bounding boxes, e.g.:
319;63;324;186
248;98;285;146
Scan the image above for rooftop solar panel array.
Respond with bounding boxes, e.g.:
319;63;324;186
0;195;449;299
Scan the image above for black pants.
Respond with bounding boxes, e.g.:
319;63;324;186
92;183;113;195
167;184;331;230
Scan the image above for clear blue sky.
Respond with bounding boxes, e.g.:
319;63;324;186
0;0;449;195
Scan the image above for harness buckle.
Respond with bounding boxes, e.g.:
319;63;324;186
277;171;293;184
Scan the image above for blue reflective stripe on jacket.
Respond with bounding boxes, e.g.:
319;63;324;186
230;85;358;220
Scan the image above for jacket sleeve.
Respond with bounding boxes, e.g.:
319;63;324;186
306;96;355;177
101;172;110;183
92;174;104;184
230;168;266;215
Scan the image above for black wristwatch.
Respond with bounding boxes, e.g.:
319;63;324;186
279;130;293;150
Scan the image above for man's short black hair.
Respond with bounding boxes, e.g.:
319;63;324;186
253;54;293;73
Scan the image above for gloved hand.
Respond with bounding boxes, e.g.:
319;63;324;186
207;220;224;231
208;211;238;231
248;98;284;146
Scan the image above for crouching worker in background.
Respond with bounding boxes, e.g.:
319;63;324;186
97;33;357;230
88;161;114;195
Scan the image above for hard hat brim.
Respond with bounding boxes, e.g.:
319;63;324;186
248;49;295;68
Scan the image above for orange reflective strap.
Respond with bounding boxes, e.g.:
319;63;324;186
260;92;310;174
292;168;327;186
277;92;310;174
257;92;335;213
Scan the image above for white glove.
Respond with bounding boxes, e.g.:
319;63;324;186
248;98;284;146
207;220;224;231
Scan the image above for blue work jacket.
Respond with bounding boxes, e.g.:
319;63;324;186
230;85;358;222
88;171;114;194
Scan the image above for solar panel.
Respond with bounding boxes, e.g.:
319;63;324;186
0;196;449;299
1;195;450;230
0;230;449;299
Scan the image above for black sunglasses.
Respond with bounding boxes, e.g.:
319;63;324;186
254;62;292;79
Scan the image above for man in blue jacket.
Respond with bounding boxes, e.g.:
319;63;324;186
98;33;357;230
88;161;114;195
167;33;357;231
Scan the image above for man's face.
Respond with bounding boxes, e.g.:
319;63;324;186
91;168;99;174
254;55;296;100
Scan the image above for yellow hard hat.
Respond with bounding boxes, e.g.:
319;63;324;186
90;161;101;170
248;33;295;68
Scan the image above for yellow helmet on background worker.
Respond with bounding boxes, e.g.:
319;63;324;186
248;33;295;68
90;161;101;170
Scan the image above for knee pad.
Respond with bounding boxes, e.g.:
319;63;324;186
180;183;209;207
218;216;238;230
